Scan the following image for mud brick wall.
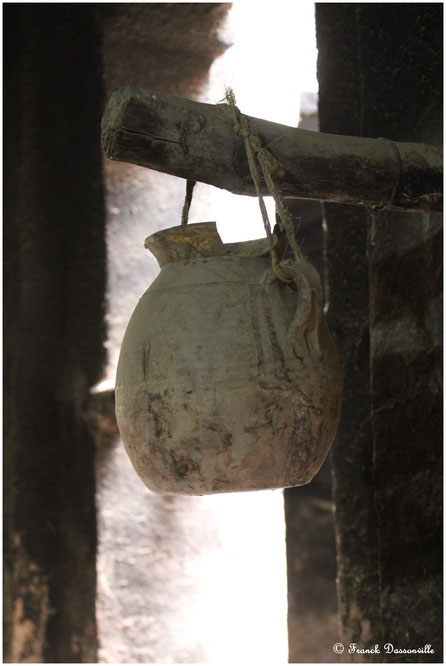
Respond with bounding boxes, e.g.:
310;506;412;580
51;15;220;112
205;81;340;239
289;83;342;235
316;3;442;661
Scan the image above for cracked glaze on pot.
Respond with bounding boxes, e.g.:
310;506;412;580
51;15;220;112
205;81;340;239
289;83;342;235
115;222;343;495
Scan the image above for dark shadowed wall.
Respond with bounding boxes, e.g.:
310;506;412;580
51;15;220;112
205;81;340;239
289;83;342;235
3;3;229;662
4;4;106;662
316;3;442;661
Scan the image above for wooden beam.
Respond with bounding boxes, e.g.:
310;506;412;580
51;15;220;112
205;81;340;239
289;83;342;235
102;86;443;213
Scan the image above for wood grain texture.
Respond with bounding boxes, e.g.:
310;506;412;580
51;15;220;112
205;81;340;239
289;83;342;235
102;86;442;212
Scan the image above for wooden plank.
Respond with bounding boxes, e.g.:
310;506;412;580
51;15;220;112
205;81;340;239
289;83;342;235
102;86;443;213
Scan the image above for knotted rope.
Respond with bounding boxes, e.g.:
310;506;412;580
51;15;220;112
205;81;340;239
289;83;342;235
180;88;303;282
221;87;302;282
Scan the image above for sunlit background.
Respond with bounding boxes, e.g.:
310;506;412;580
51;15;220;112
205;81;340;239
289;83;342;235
96;3;319;662
195;0;318;243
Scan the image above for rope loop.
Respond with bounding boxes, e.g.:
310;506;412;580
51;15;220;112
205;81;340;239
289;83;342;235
220;87;302;282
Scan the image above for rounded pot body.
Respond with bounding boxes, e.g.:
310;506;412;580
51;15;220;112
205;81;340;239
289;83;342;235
115;222;342;494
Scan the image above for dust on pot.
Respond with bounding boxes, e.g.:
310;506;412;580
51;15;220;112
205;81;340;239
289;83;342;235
115;222;343;495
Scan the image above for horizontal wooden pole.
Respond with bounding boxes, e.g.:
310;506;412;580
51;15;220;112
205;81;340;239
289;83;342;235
102;86;442;213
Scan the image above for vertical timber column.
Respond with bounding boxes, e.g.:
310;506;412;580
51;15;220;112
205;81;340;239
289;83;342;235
356;4;443;658
4;5;106;662
316;6;382;657
316;3;442;661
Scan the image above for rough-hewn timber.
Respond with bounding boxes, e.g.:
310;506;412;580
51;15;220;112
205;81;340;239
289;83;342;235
102;86;442;213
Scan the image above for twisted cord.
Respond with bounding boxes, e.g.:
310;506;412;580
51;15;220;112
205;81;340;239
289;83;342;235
221;87;302;282
181;179;197;225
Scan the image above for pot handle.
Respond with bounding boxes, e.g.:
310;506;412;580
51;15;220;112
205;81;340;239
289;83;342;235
262;258;322;355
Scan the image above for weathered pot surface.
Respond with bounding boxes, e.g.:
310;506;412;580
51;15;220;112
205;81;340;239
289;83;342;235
115;222;343;495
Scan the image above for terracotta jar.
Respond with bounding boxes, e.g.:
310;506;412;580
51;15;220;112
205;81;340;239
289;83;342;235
115;222;342;495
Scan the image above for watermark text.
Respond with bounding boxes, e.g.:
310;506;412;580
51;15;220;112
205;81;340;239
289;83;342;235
333;642;435;656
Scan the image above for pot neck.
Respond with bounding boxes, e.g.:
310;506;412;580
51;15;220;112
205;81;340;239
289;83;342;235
144;222;284;267
144;222;225;267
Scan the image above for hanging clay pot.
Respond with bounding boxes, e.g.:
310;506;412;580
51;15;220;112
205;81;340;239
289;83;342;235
115;222;343;495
